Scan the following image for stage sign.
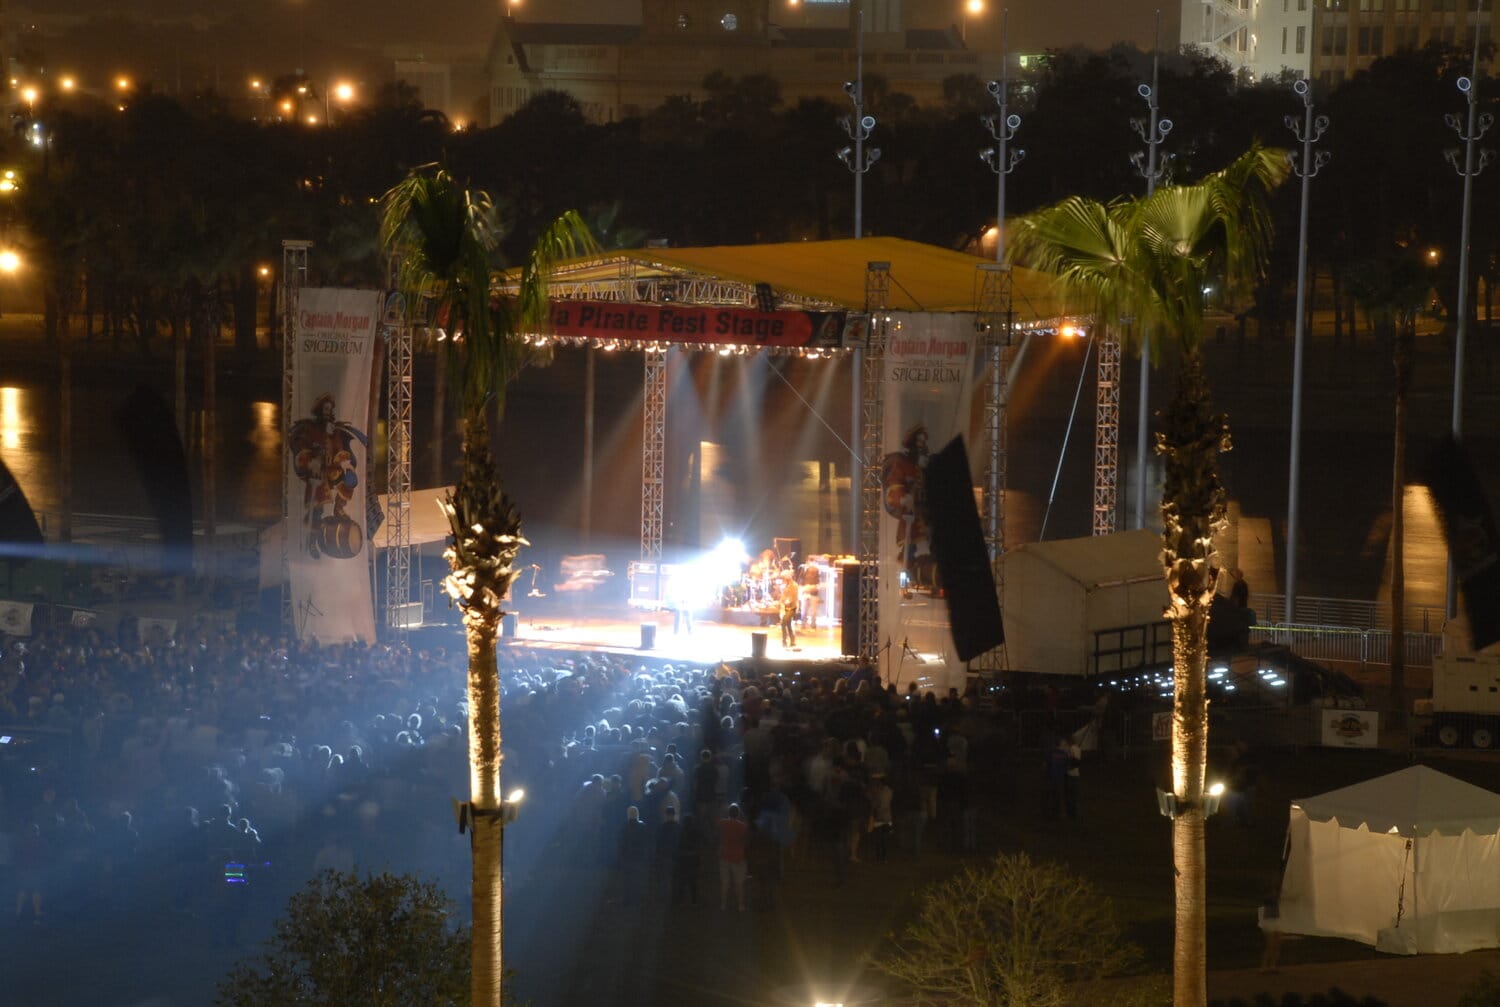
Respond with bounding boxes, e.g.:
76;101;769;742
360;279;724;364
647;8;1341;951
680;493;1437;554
287;287;381;645
546;300;846;347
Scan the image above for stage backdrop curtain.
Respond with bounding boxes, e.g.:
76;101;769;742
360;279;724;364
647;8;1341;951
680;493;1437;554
286;288;382;644
876;312;977;689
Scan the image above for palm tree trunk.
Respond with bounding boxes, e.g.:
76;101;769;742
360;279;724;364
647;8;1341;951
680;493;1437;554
450;410;510;1007
1159;348;1228;1007
431;345;448;488
1389;322;1410;729
466;601;504;1007
1171;606;1210;1007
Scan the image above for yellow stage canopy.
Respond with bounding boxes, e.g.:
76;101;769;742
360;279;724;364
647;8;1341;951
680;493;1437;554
512;236;1072;324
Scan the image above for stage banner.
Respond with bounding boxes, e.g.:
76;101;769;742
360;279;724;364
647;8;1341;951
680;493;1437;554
876;312;978;691
287;287;381;644
546;300;846;348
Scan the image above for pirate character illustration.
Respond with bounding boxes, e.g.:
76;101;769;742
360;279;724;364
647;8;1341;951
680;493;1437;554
288;393;370;559
882;422;932;590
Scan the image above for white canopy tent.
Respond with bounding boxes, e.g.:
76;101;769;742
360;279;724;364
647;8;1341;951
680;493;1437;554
1277;766;1500;955
1000;530;1170;675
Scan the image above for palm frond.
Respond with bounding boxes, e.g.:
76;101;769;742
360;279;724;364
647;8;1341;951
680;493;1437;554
1009;144;1289;353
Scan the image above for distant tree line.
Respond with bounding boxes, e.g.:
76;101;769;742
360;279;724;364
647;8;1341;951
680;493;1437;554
13;43;1498;364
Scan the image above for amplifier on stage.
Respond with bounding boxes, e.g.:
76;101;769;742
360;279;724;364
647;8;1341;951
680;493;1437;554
627;561;684;609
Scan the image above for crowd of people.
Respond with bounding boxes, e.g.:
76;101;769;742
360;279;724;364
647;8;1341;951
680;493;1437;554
0;613;1109;958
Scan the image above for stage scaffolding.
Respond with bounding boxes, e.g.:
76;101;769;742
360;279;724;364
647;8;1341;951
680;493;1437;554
1093;331;1121;536
975;263;1012;671
384;281;413;633
280;240;311;632
857;263;890;662
641;347;667;563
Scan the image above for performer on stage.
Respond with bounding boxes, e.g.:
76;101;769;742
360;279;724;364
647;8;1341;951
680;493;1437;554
778;575;799;649
799;559;822;630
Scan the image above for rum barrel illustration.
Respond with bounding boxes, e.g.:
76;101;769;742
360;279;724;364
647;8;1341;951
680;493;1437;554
317;514;363;558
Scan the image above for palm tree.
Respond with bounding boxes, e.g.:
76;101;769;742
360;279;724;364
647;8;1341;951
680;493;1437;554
1010;145;1289;1007
380;165;594;1007
1347;252;1427;730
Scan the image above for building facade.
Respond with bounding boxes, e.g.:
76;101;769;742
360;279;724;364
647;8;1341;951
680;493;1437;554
486;0;1003;124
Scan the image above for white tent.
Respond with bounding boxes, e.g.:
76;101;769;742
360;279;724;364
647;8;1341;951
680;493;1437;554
1277;766;1500;955
1000;530;1169;675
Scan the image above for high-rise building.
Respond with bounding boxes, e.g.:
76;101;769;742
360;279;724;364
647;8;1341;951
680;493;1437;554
1180;0;1498;88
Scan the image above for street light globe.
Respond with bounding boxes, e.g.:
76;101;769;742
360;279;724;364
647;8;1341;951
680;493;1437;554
305;113;319;125
0;251;20;273
60;77;76;92
333;81;355;103
20;86;37;105
115;75;132;91
966;0;984;14
249;77;262;91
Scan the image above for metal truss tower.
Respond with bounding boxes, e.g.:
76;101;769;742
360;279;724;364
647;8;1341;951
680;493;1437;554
975;263;1012;671
641;348;667;562
858;262;890;661
384;279;413;635
1093;332;1121;536
280;240;311;630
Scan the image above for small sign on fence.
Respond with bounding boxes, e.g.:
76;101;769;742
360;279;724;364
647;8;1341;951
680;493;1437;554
1152;711;1172;742
1320;709;1380;748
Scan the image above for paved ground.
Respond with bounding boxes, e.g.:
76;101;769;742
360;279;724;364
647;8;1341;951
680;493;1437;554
1208;947;1500;1006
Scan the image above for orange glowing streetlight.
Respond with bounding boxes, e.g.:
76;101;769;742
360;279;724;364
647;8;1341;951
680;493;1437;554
20;86;37;107
115;75;133;92
60;76;76;92
961;0;984;42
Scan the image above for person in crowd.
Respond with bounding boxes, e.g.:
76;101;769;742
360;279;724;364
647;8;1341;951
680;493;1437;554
717;803;749;911
617;806;650;908
673;811;703;907
867;772;895;863
13;823;48;925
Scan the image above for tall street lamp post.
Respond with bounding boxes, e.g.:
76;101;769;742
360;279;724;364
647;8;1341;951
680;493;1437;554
1442;19;1494;618
1283;79;1329;626
980;10;1023;264
1129;13;1172;531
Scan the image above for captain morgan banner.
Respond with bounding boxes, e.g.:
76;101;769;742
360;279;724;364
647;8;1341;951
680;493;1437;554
287;288;381;644
877;312;978;687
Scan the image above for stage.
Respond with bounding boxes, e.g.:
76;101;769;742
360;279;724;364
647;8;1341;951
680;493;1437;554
503;606;849;666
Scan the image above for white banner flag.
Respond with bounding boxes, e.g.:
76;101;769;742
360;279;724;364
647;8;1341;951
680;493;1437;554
287;288;381;644
876;312;978;690
0;600;33;637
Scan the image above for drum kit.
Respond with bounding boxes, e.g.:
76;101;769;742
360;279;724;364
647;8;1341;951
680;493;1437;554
719;549;791;609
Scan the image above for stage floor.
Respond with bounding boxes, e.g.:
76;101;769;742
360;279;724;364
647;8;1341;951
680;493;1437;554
505;606;849;666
